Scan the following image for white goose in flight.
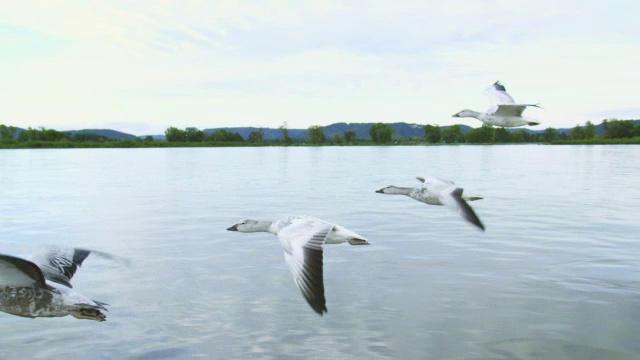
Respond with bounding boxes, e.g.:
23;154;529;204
227;215;369;315
452;81;541;127
376;176;485;231
0;245;108;321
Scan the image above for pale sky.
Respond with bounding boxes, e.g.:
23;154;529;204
1;1;639;135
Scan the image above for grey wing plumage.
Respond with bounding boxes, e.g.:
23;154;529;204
493;104;527;117
298;234;327;315
29;246;91;288
282;224;332;315
0;254;47;287
484;81;516;105
450;188;485;231
420;176;455;190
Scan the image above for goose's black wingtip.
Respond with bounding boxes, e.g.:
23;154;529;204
313;306;328;316
492;81;507;92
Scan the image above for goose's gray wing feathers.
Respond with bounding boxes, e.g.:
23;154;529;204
483;81;516;105
442;188;485;231
492;104;527;117
0;254;47;287
29;246;91;288
279;219;333;315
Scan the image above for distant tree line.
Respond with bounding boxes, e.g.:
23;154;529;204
2;119;639;148
0;125;112;143
0;125;17;141
421;119;640;144
304;119;637;145
306;123;386;145
164;127;244;143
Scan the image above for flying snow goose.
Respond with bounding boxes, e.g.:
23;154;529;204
452;81;541;127
0;245;108;321
227;215;369;315
376;176;485;231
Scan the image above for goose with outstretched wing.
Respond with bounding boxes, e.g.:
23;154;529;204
0;245;108;321
376;176;485;231
453;81;541;127
227;215;369;315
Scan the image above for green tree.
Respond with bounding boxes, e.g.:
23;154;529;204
45;129;68;141
209;129;243;142
17;127;68;142
343;130;356;144
540;127;559;142
143;135;154;142
569;124;585;140
307;125;325;144
584;121;596;139
185;127;205;142
165;127;186;142
330;134;343;145
441;125;464;144
465;124;494;143
369;123;393;144
279;122;292;145
522;130;535;142
229;132;244;142
0;125;16;141
248;128;265;144
73;132;108;142
510;130;525;143
602;119;634;138
17;130;28;142
494;127;511;143
423;124;441;143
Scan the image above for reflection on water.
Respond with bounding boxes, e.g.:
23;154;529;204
0;146;639;358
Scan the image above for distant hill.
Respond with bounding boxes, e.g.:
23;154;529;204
6;127;137;140
67;129;137;140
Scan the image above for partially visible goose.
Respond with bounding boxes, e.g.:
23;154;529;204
376;176;485;231
0;245;108;321
227;215;369;315
452;81;541;127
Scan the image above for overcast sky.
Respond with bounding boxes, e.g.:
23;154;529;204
1;1;639;135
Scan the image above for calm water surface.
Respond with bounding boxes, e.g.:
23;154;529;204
0;145;639;359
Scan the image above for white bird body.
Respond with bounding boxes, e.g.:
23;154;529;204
376;176;485;230
227;215;368;315
453;81;541;127
0;246;108;321
267;216;367;245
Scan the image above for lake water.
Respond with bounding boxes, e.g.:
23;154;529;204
0;145;639;359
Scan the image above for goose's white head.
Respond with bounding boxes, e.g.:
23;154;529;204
452;109;477;118
375;186;405;195
227;219;261;232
